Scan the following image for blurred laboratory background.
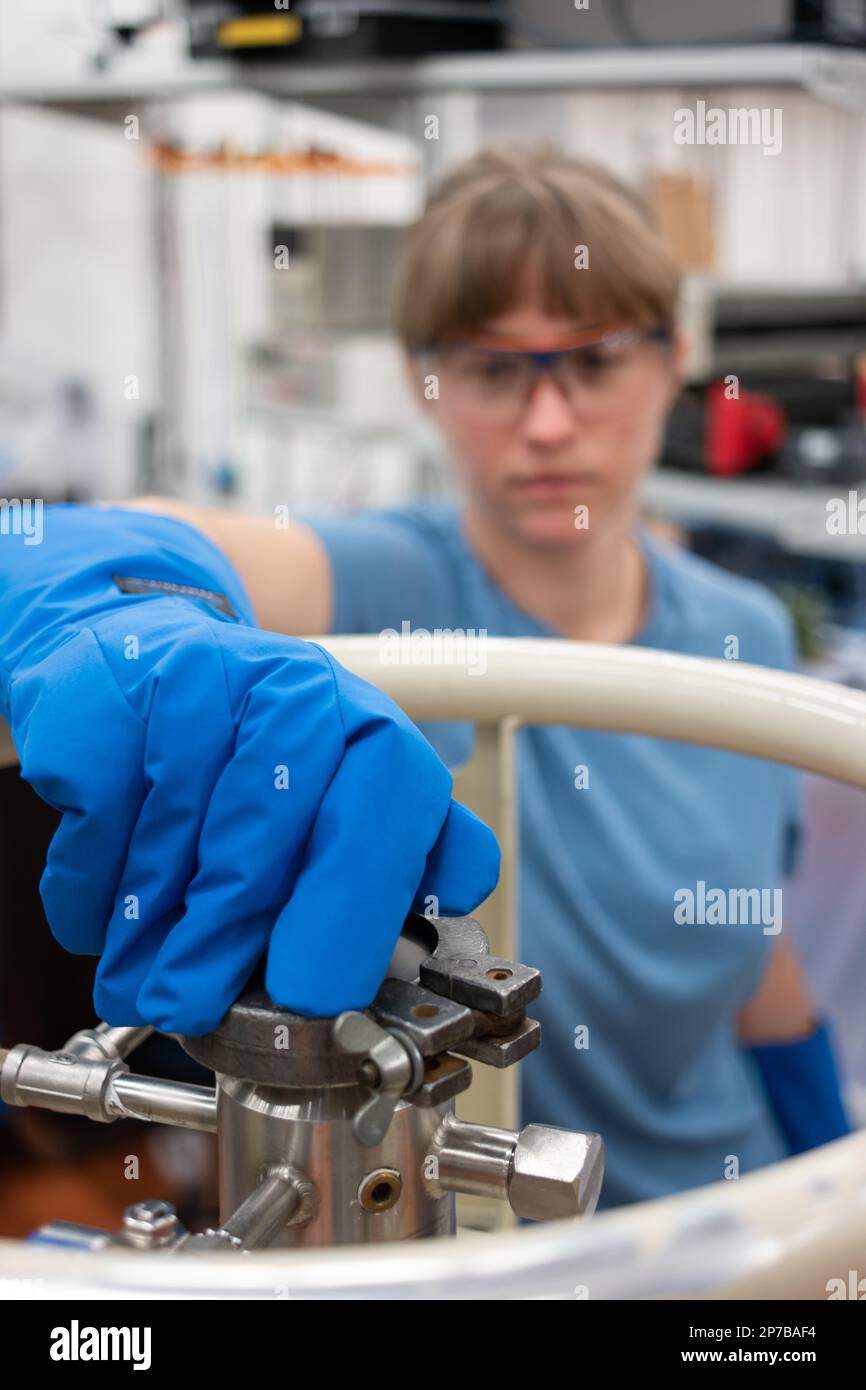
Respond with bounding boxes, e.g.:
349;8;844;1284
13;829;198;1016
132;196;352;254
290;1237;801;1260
1;2;865;522
2;0;866;1158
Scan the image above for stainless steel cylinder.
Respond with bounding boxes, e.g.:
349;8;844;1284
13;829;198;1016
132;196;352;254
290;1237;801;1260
217;1075;455;1248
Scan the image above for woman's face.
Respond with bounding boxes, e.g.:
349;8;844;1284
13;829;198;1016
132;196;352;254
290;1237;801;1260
413;298;686;549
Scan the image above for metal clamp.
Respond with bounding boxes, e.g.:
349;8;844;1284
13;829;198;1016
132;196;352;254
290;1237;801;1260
333;914;543;1145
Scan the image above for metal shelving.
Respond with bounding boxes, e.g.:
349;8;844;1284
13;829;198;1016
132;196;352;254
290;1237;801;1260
641;469;866;560
245;42;866;106
2;43;865;124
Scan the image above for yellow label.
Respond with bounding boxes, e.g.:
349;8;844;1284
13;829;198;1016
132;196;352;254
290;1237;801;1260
216;15;302;48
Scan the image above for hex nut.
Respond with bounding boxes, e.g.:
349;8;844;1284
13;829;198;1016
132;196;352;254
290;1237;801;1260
122;1199;181;1248
508;1125;604;1221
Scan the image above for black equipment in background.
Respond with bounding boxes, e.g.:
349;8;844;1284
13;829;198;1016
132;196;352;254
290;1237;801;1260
187;1;504;63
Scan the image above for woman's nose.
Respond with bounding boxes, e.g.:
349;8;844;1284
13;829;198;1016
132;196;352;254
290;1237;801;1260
520;373;580;444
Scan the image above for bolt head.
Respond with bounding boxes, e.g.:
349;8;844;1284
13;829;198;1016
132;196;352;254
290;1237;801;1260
509;1125;604;1221
122;1198;180;1246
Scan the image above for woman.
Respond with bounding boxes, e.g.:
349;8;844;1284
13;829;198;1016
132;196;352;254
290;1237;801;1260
0;147;848;1210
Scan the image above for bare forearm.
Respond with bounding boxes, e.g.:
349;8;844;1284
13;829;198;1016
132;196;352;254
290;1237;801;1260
109;496;333;637
736;935;816;1044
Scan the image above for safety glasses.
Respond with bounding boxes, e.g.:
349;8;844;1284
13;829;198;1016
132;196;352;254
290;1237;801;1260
414;325;672;423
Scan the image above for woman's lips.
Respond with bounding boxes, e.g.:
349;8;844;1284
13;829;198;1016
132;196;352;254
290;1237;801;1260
508;474;595;497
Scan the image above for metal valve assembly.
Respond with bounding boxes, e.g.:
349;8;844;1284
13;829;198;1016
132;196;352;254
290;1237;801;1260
0;914;604;1253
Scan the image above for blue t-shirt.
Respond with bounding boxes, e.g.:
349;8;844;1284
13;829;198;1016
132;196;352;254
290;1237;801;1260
296;500;801;1209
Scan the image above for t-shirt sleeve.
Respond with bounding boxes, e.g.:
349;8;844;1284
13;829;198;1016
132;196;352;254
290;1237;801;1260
294;508;456;636
782;775;804;879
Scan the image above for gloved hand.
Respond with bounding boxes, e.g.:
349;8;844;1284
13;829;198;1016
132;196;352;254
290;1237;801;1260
0;505;499;1034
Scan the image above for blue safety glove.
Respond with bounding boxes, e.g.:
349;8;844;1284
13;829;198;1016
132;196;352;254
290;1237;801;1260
746;1018;851;1155
0;505;500;1034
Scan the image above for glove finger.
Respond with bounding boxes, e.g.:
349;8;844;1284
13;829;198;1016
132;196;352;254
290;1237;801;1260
411;798;500;918
10;628;145;953
92;627;238;1026
134;645;346;1034
264;715;455;1017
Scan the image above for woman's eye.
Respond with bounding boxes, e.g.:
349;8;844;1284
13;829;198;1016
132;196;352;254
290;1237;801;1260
577;348;620;373
472;357;522;385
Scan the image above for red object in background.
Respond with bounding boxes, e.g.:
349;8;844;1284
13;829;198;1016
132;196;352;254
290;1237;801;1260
855;356;866;420
705;380;788;476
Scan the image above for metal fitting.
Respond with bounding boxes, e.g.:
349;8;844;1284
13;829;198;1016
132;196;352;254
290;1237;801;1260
425;1115;604;1220
0;1041;126;1123
121;1199;185;1250
508;1123;604;1221
0;1038;217;1131
181;1165;316;1253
